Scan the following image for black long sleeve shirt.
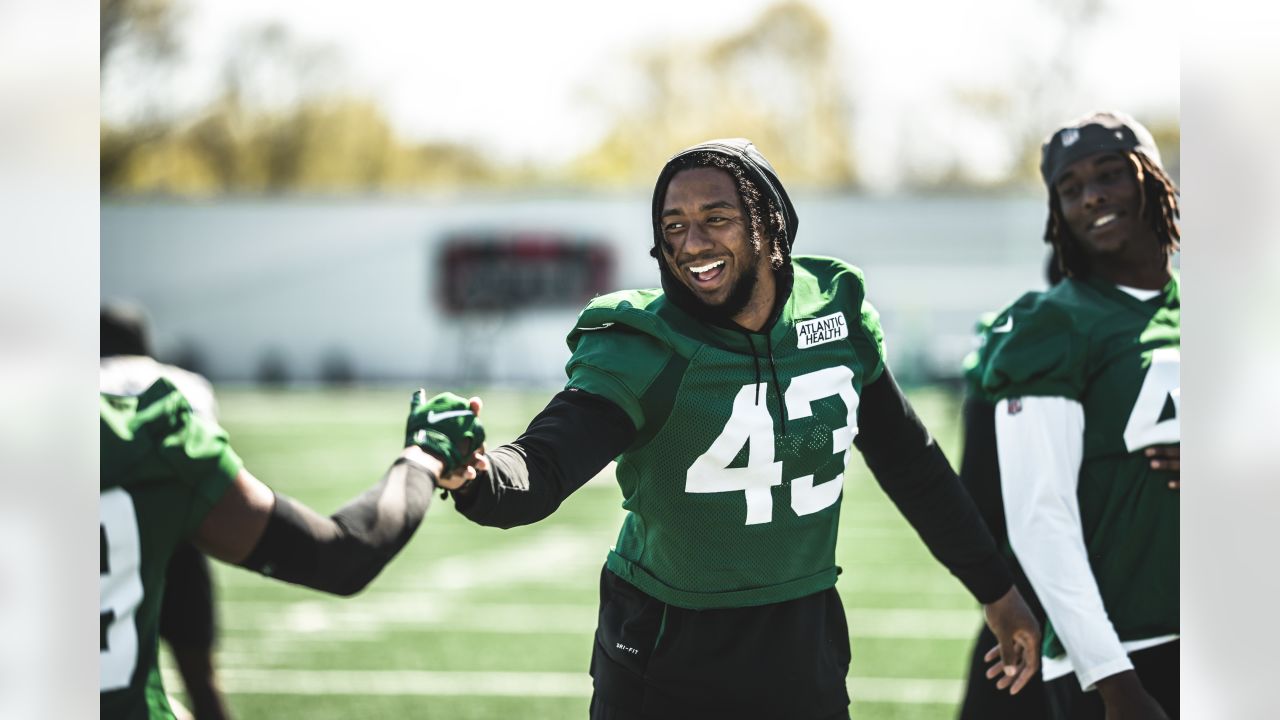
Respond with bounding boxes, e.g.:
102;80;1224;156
455;369;1013;604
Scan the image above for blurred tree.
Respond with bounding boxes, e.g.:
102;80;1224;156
101;0;185;190
567;1;857;188
1146;120;1180;185
101;0;179;65
102;20;506;195
930;0;1175;191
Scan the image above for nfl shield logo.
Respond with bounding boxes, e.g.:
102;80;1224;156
1061;128;1080;147
1007;398;1023;415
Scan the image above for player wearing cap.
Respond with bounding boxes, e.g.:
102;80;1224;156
982;112;1180;720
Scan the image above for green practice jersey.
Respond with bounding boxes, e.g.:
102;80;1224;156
960;311;999;401
100;379;242;720
982;274;1179;659
564;255;886;609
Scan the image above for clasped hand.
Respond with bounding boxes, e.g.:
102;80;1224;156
404;389;487;488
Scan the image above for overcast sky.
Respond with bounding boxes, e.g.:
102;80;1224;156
101;0;1179;189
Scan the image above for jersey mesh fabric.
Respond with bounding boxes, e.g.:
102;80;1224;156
100;379;242;720
567;256;885;609
982;274;1179;660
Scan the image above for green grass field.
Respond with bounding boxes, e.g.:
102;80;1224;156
164;385;985;719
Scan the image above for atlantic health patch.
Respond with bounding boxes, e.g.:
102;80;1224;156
796;312;848;349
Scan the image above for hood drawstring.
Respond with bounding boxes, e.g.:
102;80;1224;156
741;330;788;435
766;339;787;435
743;332;763;405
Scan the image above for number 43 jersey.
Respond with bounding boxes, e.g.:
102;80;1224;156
982;273;1180;657
565;256;886;609
100;379;242;719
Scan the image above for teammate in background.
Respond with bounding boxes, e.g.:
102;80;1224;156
100;381;482;720
436;139;1040;719
955;256;1062;719
101;304;232;720
982;112;1180;719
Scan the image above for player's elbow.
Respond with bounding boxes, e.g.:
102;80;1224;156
318;561;384;597
310;536;399;596
328;575;374;597
1003;518;1042;573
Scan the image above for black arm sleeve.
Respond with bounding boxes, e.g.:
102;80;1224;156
853;368;1013;604
453;389;637;529
239;457;436;596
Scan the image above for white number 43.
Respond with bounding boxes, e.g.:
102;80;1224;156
687;367;858;525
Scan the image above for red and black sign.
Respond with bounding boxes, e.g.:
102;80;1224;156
438;232;614;314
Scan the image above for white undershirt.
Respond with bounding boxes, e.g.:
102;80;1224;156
100;355;219;420
995;396;1177;690
1115;284;1161;301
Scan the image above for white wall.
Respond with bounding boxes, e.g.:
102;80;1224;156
101;193;1051;386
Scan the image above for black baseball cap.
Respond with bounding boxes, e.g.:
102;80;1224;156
1040;111;1164;188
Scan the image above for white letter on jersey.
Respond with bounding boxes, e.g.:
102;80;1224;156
100;488;144;692
785;366;859;516
686;383;784;525
1123;347;1180;451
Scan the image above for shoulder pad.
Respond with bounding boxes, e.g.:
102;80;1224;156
981;291;1085;399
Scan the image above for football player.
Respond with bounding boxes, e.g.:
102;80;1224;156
954;257;1060;719
982;112;1180;719
101;304;233;720
428;139;1040;719
100;383;482;720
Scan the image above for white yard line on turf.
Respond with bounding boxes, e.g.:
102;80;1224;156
216;599;980;639
161;668;962;704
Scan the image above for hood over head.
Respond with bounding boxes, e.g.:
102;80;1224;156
649;138;799;331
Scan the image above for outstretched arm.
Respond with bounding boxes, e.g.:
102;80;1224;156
854;368;1039;693
195;446;442;596
450;389;637;529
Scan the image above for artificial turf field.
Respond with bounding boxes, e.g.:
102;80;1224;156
165;385;987;719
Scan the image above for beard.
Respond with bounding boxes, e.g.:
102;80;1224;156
657;241;771;330
708;258;761;324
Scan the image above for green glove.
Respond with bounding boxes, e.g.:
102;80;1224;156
404;389;485;473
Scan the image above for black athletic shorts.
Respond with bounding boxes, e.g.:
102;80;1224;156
588;566;851;720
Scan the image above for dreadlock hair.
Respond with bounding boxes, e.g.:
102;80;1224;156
1043;151;1180;279
651;151;788;270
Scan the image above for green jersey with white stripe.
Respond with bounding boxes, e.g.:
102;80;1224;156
565;255;886;609
982;274;1179;659
100;379;242;719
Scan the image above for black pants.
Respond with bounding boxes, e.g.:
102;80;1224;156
589;695;851;720
159;541;216;648
588;567;851;720
1045;641;1179;720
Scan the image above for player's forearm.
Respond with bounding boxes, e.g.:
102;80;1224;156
996;396;1131;689
455;390;635;528
238;450;438;596
855;370;1013;603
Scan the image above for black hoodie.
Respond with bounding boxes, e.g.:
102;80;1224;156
649;138;797;333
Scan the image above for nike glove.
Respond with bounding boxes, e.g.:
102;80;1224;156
404;389;485;473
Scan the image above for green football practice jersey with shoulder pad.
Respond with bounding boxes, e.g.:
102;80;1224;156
961;310;1000;401
100;378;242;720
565;256;885;609
982;274;1179;660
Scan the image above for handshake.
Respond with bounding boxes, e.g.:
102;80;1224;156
404;389;487;492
